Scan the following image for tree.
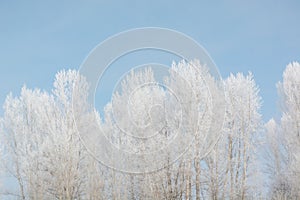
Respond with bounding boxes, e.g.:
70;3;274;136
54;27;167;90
0;87;53;199
165;60;221;200
224;72;262;199
0;70;103;199
201;72;262;200
103;67;175;199
102;60;221;199
267;62;300;199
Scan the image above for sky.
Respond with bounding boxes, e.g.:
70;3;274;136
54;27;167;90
0;0;300;122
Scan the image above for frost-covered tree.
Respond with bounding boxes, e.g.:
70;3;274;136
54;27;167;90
165;60;221;200
264;118;289;199
103;67;179;199
0;87;53;199
0;70;103;199
101;60;221;199
267;62;300;199
202;72;262;200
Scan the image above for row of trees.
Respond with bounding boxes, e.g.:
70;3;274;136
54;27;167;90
0;60;299;199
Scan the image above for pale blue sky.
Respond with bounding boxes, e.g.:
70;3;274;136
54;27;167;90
0;0;300;122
